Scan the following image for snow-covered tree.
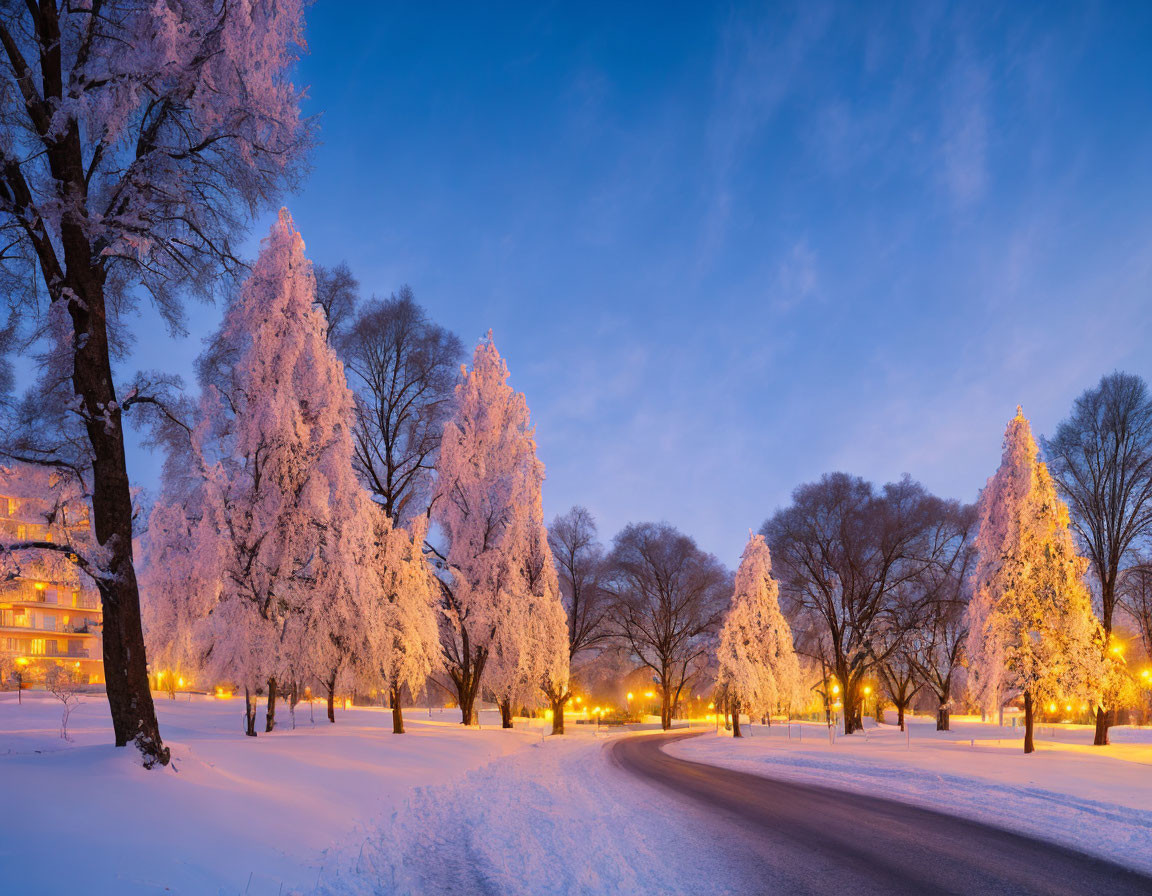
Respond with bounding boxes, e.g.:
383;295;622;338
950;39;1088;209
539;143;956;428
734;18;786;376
0;0;310;767
154;211;370;736
141;498;207;694
485;500;569;730
357;513;442;734
967;407;1108;753
432;334;567;726
716;534;802;736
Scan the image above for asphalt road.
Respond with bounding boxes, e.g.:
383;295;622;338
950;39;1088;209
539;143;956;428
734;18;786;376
609;731;1152;896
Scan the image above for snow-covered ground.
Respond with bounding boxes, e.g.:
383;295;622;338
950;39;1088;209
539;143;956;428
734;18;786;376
8;695;1152;894
666;714;1152;874
0;692;540;895
314;727;756;896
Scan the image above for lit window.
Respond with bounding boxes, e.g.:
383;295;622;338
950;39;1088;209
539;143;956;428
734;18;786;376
16;525;25;540
6;497;14;516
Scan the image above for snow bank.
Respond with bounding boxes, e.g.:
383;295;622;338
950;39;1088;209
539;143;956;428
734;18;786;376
665;715;1152;874
0;693;537;894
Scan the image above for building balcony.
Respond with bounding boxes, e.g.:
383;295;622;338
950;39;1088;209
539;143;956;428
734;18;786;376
0;623;98;637
0;584;100;612
13;647;92;660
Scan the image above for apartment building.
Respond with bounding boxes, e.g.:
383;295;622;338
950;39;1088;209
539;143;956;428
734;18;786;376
0;464;103;684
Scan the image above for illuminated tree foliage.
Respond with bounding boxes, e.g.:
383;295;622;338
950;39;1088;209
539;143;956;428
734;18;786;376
716;534;801;736
432;334;568;726
967;408;1108;753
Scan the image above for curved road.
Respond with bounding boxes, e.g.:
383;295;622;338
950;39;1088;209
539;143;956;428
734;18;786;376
610;731;1152;896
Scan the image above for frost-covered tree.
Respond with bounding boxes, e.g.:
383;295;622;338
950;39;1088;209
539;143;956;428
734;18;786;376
151;212;370;736
357;514;441;734
432;334;565;725
967;408;1108;753
485;500;568;730
0;0;310;767
716;534;801;737
141;498;206;691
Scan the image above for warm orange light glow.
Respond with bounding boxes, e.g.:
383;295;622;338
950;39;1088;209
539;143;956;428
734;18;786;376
708;702;714;709
215;686;231;699
863;686;872;695
1142;669;1150;680
644;691;654;699
34;582;45;590
574;695;582;704
16;657;28;666
177;677;185;687
544;709;554;720
1065;704;1072;712
627;692;633;701
1049;703;1057;713
831;684;840;695
157;670;165;680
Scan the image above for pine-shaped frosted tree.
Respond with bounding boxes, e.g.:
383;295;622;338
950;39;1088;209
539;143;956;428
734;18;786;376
716;533;802;736
187;210;371;734
432;333;568;726
967;407;1106;753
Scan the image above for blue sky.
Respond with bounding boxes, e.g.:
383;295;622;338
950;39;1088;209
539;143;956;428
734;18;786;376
126;1;1152;565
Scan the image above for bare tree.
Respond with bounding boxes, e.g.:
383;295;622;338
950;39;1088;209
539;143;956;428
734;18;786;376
875;596;921;732
1119;561;1152;665
545;506;611;733
0;2;310;766
314;262;360;344
604;522;730;730
763;474;943;734
340;288;464;524
46;665;83;742
907;503;976;731
1044;372;1152;745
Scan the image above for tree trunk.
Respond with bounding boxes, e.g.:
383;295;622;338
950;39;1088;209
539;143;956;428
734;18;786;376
390;684;404;734
265;677;277;733
57;223;168;767
661;689;671;731
897;702;905;731
1093;705;1111;746
551;694;566;735
937;704;950;731
326;670;337;723
244;687;257;737
842;688;860;735
449;639;486;726
1023;691;1035;754
499;699;513;729
731;699;743;738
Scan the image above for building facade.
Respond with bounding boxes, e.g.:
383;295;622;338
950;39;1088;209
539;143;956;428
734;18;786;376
0;465;103;684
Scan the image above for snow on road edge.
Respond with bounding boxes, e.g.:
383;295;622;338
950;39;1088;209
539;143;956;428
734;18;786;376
665;732;1152;876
